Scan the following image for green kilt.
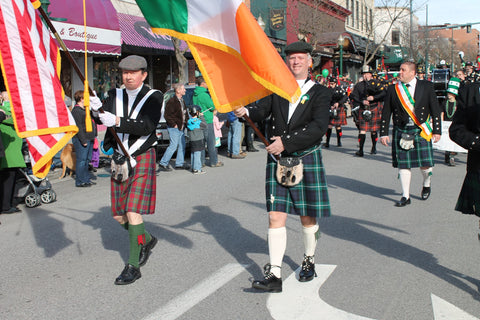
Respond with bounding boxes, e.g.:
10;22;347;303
392;126;434;169
265;147;331;218
455;171;480;217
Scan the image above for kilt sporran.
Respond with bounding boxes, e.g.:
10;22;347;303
276;157;303;187
399;132;415;150
111;152;133;182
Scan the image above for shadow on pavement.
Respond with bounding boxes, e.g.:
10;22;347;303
169;204;297;289
323;215;480;300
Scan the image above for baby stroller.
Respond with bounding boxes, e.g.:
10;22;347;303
14;141;56;208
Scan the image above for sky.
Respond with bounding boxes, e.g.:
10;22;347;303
375;0;480;27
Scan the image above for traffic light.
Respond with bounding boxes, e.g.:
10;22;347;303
466;25;472;33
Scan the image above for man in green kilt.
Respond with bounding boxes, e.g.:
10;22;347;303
90;55;163;284
380;61;442;207
234;41;332;292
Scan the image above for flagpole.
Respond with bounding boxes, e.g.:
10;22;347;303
37;6;130;158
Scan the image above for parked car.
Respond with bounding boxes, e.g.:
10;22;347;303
156;85;196;149
155;85;229;152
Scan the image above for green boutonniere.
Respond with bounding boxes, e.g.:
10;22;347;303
300;94;310;104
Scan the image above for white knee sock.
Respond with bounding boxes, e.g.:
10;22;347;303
302;224;319;258
421;168;432;187
268;227;286;278
399;169;411;198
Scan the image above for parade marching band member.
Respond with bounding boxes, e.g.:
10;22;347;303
324;77;348;148
350;65;386;156
90;55;163;285
234;41;332;293
380;61;442;207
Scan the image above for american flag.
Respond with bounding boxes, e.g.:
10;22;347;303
0;0;78;178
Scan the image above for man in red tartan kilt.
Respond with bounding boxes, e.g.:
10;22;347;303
90;55;163;285
324;77;348;148
350;65;386;156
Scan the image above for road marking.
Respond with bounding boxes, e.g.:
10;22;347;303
431;294;479;320
143;263;248;320
267;264;374;319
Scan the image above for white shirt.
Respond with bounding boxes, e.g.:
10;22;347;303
405;77;417;98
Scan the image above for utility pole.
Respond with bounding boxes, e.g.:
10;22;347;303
409;0;413;58
425;5;429;72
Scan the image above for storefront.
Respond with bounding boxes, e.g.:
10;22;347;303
117;12;192;93
48;0;121;104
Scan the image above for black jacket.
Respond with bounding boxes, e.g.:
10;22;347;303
103;85;163;156
380;80;442;137
248;81;331;154
450;85;480;173
350;78;386;109
71;105;97;145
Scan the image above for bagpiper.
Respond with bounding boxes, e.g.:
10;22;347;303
350;65;387;156
324;77;348;147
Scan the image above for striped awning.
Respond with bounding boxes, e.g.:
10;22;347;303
118;13;188;52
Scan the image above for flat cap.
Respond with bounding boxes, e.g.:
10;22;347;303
284;41;313;55
119;55;147;71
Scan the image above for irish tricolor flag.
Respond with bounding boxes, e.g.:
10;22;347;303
136;0;301;112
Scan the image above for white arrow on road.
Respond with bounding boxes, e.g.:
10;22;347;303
267;264;374;320
431;294;479;320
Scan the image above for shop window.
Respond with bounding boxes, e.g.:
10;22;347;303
392;30;400;45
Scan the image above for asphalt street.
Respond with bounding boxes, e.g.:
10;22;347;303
1;121;479;320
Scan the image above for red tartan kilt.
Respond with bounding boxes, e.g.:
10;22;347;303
329;105;347;126
111;148;156;216
358;103;382;132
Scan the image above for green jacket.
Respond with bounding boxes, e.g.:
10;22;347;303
0;102;26;169
192;86;215;124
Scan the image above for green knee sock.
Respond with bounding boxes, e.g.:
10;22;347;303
127;223;152;268
121;222;129;230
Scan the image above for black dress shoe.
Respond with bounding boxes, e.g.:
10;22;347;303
395;197;411;207
299;255;317;282
139;236;158;267
370;146;377;154
355;150;364;157
252;264;282;293
76;183;91;188
1;207;21;214
421;187;431;200
114;264;141;285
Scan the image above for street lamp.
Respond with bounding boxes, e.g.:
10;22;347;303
379;44;385;76
338;35;344;78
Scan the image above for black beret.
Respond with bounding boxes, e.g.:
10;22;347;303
465;61;473;66
284;41;313;55
119;55;147;71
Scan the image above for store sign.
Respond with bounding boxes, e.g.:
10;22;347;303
51;21;121;46
269;9;285;31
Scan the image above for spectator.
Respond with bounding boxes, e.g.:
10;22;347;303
187;105;206;174
0;91;25;214
71;90;97;187
192;77;223;167
227;111;245;159
212;109;224;149
158;83;189;172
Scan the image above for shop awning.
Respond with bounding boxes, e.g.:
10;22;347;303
48;0;121;55
118;13;188;54
384;46;409;65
